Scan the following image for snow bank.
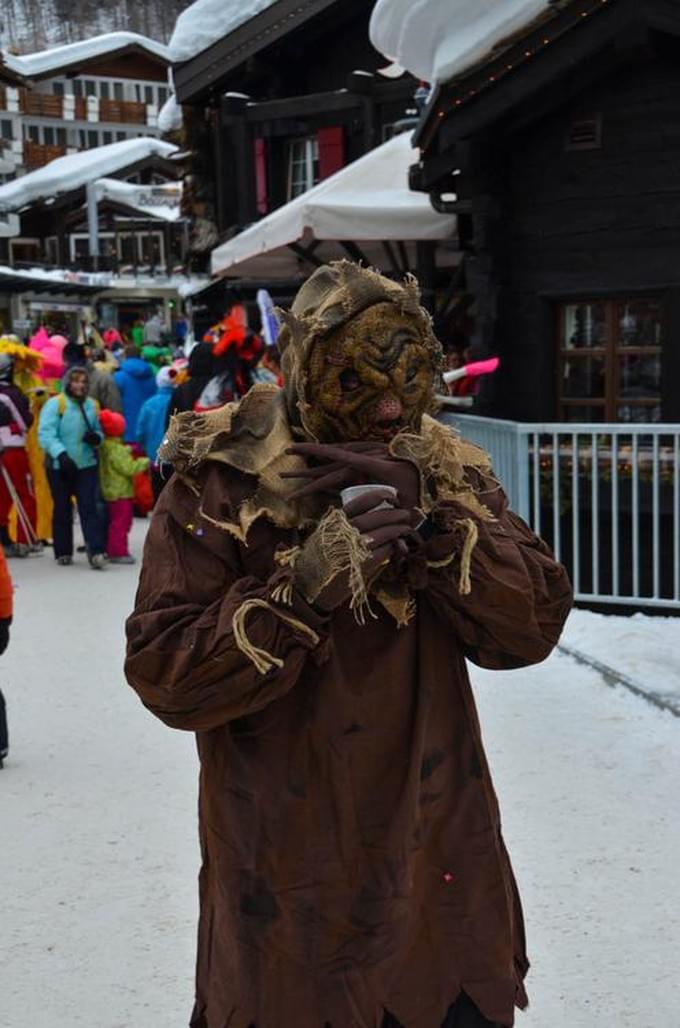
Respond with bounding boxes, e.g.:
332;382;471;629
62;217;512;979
169;0;279;64
158;93;184;134
0;138;178;212
2;31;169;79
369;0;551;85
3;528;679;1025
561;608;680;713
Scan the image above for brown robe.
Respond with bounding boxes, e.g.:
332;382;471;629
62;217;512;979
125;422;572;1028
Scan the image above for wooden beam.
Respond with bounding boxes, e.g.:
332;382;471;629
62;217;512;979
288;242;325;269
243;91;360;123
174;0;340;105
340;241;370;265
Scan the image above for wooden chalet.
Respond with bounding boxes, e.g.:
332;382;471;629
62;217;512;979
410;0;680;424
0;34;169;176
0;148;183;274
172;0;447;309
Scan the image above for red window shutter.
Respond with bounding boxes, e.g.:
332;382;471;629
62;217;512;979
317;126;345;180
254;138;268;215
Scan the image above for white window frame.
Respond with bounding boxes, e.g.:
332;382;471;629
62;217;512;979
286;136;319;200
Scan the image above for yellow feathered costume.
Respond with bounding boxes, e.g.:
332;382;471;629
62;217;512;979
0;336;53;541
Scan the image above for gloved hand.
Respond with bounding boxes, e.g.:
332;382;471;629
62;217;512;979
282;442;421;512
83;430;101;447
295;487;416;613
58;451;78;476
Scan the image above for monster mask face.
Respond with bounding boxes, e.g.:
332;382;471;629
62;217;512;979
304;302;436;443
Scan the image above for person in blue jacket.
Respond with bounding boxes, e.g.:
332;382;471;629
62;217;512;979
38;366;106;568
113;346;156;445
136;366;177;500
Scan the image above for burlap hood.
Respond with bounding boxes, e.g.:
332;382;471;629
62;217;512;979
277;260;443;437
160;262;492;550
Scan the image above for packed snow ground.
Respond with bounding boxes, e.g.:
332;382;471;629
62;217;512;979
2;520;679;1027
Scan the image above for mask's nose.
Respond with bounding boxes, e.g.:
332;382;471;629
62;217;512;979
374;392;403;425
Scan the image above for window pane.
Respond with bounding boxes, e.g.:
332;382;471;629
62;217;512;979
562;301;607;349
114;82;124;101
158;87;168;106
1;120;12;140
56;128;67;146
52;82;64;96
85;80;96;97
616;299;662;348
561;355;605;399
100;82;110;100
145;85;154;104
618;353;661;399
119;236;136;264
73;80;83;97
140;234;162;264
116;131;126;141
26;124;39;143
102;131;112;145
43;126;55;145
561;404;605;423
88;130;99;148
617;403;662;424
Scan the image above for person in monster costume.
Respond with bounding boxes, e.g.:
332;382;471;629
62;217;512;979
125;262;572;1028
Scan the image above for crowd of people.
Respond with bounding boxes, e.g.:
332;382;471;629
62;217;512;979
0;305;282;570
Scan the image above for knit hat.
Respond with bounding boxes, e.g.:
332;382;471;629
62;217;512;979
99;409;126;437
156;366;178;389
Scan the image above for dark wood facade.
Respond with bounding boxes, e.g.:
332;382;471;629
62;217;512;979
174;0;419;270
0;154;184;275
411;0;680;423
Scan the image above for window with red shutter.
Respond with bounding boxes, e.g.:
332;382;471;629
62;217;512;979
254;137;268;215
317;126;345;180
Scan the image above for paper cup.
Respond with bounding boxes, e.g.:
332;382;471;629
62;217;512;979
340;484;398;510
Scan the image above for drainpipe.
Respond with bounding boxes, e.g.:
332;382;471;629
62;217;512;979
86;181;100;271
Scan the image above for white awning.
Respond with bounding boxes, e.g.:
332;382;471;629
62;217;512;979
211;131;457;279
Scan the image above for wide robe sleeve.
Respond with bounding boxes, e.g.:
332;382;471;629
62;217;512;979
125;471;329;732
421;467;573;670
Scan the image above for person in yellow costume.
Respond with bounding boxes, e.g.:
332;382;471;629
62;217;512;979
0;336;53;543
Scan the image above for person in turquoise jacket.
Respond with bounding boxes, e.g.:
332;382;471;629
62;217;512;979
136;366;177;501
98;409;149;565
38;366;106;568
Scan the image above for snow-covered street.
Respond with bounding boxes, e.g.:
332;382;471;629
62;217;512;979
2;521;679;1028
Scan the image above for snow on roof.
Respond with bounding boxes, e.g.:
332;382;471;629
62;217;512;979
370;0;551;85
2;32;170;80
169;0;279;64
158;93;184;135
0;138;178;213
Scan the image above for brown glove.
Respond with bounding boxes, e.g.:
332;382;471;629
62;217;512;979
282;442;422;512
294;487;415;615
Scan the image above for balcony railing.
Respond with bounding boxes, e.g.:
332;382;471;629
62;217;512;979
20;91;64;117
0;88;151;126
99;99;147;124
24;141;67;169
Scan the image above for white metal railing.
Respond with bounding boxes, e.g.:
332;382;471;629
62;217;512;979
443;414;680;610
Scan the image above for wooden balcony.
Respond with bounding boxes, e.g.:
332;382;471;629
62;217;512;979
20;91;64;117
99;99;146;124
24;141;67;170
0;89;148;125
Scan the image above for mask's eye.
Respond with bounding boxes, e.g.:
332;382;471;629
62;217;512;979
339;368;361;392
406;363;420;382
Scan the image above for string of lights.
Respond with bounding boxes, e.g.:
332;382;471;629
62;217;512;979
427;0;615;138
